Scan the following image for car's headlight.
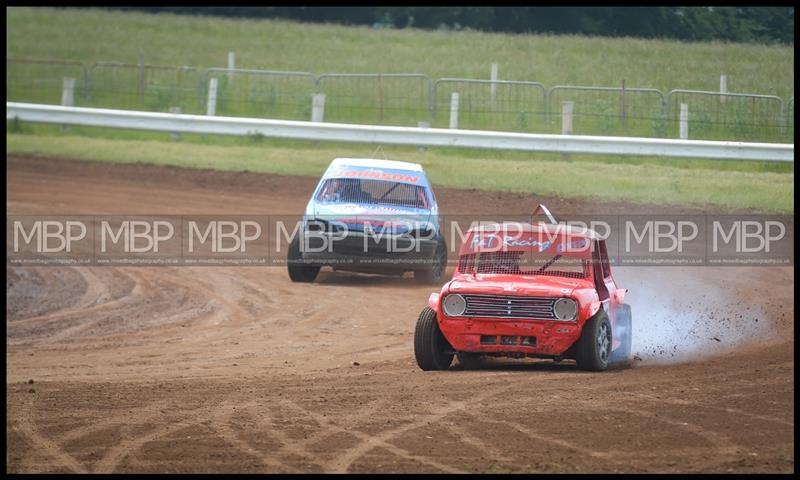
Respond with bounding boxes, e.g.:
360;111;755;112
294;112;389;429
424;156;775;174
554;298;578;321
443;294;466;316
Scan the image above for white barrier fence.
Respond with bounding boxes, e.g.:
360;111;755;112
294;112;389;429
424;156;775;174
6;102;794;162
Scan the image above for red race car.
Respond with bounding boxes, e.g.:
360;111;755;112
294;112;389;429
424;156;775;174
414;206;632;371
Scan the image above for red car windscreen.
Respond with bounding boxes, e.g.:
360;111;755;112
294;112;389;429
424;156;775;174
457;227;593;278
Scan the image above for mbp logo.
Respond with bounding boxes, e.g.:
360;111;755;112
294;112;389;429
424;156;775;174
94;217;183;265
183;217;268;265
619;216;706;265
363;219;433;254
187;220;262;253
625;220;699;253
712;220;786;253
13;220;87;253
8;216;94;265
100;220;175;253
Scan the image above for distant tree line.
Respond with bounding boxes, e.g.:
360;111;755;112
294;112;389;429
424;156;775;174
96;7;794;44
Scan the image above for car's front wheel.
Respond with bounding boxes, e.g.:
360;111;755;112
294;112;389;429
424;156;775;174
414;306;454;370
287;235;320;283
575;310;612;371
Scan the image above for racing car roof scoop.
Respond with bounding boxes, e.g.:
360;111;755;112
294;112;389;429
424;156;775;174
531;204;559;225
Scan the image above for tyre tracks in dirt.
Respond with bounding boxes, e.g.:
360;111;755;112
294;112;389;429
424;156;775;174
6;156;794;473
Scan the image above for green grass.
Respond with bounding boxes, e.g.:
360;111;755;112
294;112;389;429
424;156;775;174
7;132;793;213
6;7;795;142
6;7;794;97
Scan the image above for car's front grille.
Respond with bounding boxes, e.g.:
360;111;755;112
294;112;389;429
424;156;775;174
462;294;557;320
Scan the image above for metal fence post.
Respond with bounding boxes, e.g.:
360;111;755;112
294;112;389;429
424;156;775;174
207;77;218;116
680;103;689;140
621;79;627;128
228;51;235;80
377;73;384;121
61;77;75;132
417;121;429;151
449;92;459;129
311;94;326;123
137;59;145;106
169;107;182;140
562;101;573;135
490;63;498;100
199;70;207;113
562;100;574;161
544;88;551;126
61;77;75;107
427;77;435;123
720;75;727;104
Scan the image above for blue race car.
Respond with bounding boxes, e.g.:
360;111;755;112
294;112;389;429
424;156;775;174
287;158;447;284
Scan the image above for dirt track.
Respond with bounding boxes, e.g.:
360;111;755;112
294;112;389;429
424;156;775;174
6;156;794;473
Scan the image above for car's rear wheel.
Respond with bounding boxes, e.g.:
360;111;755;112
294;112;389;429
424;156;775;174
414;240;447;285
610;304;633;365
414;306;454;370
287;235;320;283
575;310;612;372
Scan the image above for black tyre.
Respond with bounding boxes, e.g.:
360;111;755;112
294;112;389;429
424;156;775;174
456;352;483;370
414;306;454;371
414;240;448;285
287;235;320;283
575;310;612;372
610;304;633;365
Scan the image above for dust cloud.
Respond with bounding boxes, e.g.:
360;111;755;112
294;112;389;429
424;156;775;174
620;267;778;365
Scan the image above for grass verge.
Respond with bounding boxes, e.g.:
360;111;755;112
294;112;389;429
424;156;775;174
6;131;793;213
